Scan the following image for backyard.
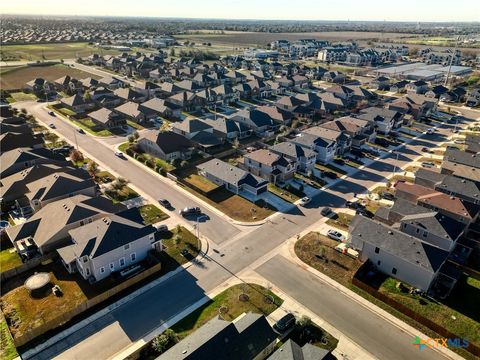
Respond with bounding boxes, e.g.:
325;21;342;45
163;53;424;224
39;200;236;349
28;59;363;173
0;319;18;360
1;64;99;90
0;244;23;273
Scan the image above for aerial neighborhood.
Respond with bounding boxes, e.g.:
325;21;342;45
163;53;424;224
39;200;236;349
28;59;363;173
1;12;480;360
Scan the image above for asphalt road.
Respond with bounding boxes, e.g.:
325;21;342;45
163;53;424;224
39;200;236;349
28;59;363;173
19;101;477;360
255;255;441;360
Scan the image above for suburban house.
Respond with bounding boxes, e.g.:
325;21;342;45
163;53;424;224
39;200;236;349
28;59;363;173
389;94;437;120
270;141;316;172
356;107;403;134
20;168;97;214
441;148;480;183
394;181;437;203
304;125;353;155
6;195;126;257
197;158;268;196
59;208;158;282
200;117;252;140
229;109;276;136
158;313;277;360
269;339;333;360
0;131;43;152
406;80;429;94
289;132;337;164
256;105;293;125
320;116;376;149
98;76;127;90
60;94;94;113
88;107;127;129
137;130;194;161
114;101;150;123
139;97;182;119
167;91;206;111
0;164;74;204
416;192;480;225
170;118;224;150
398;212;466;251
465;134;480;155
466;89;480;107
374;198;433;226
113;87;147;103
0;147;68;178
349;216;452;293
242;149;296;184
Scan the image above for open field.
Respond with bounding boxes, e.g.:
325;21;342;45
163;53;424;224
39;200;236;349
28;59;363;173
1;64;99;90
0;42;123;62
176;30;421;48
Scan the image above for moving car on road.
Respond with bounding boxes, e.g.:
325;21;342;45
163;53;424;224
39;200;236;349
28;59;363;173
49;123;56;129
327;229;345;241
77;128;85;134
114;151;125;158
159;199;172;209
48;111;55;116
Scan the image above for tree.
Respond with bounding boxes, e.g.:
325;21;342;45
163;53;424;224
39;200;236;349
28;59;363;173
173;234;181;247
127;135;135;143
83;91;92;101
152;329;178;354
169;47;176;57
133;131;140;141
297;315;312;329
86;160;98;179
112;177;128;191
69;149;84;164
180;160;188;168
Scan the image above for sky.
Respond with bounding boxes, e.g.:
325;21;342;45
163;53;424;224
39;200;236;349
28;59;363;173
2;0;480;22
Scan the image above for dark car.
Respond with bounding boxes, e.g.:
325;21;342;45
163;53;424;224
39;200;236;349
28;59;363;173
381;192;395;201
179;207;201;216
323;171;337;179
356;208;374;218
159;199;172;209
346;201;364;210
321;207;333;216
77;128;85;134
350;148;364;157
273;313;296;333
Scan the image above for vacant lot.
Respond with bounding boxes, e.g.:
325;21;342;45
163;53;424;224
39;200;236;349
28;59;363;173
0;42;122;62
1;64;99;90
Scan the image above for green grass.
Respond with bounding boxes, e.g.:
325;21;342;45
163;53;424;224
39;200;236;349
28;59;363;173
326;212;354;230
0;319;18;360
379;276;480;348
127;120;144;130
119;142;176;171
57;107;77;116
171;283;283;339
162;226;200;265
139;204;169;225
268;184;300;203
106;186;139;203
183;173;218;192
6;92;37;103
0;248;23;273
95;171;115;183
315;163;346;177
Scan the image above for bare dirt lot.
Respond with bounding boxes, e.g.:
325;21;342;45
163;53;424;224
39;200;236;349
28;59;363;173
1;64;99;90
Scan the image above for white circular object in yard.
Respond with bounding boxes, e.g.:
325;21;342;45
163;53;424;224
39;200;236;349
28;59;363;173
24;272;51;291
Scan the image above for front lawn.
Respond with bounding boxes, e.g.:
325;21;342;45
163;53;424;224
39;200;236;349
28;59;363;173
172;283;283;339
315;163;346;178
183;173;218;193
105;185;139;203
160;226;200;267
268;183;300;203
326;212;354;230
139;204;169;225
294;232;363;287
6;92;37;103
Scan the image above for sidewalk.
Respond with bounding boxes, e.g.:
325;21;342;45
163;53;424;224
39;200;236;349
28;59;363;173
276;235;463;360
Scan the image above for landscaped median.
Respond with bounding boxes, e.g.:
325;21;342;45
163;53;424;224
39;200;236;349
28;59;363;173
295;232;480;360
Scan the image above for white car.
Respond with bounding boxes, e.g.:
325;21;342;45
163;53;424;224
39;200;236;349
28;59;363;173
327;229;345;241
299;197;311;206
421;161;435;168
426;128;435;135
453;139;465;144
114;151;124;158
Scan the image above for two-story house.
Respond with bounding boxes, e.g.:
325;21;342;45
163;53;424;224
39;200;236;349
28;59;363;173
242;149;296;184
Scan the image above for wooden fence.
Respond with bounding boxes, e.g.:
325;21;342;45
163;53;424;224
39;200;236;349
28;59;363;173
352;277;480;357
0;252;57;282
11;262;162;347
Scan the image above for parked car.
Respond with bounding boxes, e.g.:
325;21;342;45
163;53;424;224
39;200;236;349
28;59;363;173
346;201;364;210
273;313;296;333
327;229;345;241
421;161;435;168
356;208;374;218
77;128;85;134
381;192;395;201
155;224;168;233
299;197;311;206
179;207;201;216
49;123;56;129
159;199;172;209
114;151;124;158
426;128;435;135
48;111;55;116
321;207;333;216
